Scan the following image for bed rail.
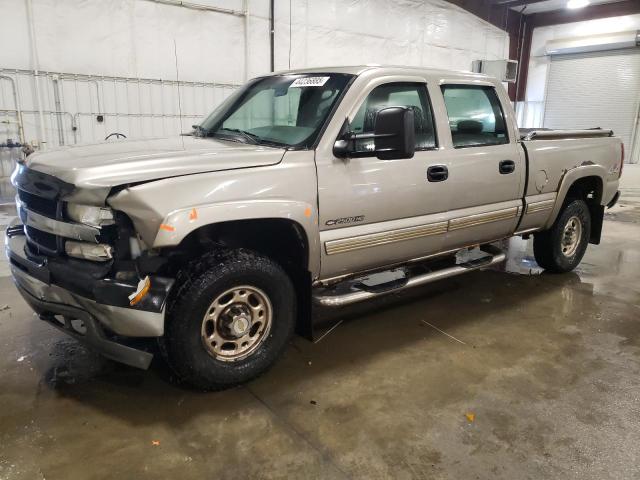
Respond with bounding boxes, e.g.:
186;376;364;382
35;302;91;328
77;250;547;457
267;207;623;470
520;128;614;141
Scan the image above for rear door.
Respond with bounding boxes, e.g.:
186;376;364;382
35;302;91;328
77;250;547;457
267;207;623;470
437;83;525;250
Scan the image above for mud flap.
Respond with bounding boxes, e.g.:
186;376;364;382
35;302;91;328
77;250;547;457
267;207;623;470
589;205;604;245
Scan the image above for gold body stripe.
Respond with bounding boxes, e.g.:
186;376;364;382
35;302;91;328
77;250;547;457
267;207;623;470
448;207;519;231
325;206;521;255
325;221;448;255
525;199;555;214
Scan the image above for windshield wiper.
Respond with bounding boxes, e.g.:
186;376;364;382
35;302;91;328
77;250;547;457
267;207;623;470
215;128;262;145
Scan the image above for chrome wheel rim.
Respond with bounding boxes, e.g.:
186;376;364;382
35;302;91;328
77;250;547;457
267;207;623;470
201;286;272;362
561;215;582;257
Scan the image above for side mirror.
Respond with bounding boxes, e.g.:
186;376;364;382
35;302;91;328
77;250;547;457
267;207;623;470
332;138;350;158
332;106;415;160
374;107;415;160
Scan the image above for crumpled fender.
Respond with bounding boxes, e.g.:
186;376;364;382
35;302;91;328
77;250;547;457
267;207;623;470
107;150;320;276
153;199;320;277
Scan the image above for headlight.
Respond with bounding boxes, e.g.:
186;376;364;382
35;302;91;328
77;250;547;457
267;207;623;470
66;203;115;227
65;241;113;262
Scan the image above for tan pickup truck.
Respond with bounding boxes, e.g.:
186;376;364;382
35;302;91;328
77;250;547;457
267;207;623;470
7;66;623;389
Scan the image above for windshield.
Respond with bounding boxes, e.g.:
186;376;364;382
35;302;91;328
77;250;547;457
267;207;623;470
197;73;353;148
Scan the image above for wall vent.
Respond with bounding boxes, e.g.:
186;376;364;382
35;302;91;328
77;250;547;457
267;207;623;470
472;59;518;83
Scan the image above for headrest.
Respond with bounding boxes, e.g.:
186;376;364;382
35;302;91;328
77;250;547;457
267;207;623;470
457;120;483;134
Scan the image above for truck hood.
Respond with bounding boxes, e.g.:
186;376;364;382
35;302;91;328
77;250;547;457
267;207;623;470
25;136;286;189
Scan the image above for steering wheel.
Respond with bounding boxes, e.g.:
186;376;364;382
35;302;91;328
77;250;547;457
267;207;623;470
105;132;127;140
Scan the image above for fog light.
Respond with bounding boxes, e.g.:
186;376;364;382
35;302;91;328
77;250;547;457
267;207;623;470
65;241;113;262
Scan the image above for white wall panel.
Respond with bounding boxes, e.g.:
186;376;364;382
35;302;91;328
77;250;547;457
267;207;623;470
0;0;247;82
0;0;509;150
276;0;509;71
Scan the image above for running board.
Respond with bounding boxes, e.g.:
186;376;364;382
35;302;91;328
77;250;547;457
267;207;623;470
313;245;506;307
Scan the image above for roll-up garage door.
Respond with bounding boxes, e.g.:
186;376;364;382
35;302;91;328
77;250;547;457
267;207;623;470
543;49;640;163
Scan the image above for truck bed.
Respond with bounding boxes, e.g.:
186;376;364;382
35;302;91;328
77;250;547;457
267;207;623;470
517;128;622;235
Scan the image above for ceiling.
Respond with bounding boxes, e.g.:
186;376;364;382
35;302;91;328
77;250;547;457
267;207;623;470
493;0;628;14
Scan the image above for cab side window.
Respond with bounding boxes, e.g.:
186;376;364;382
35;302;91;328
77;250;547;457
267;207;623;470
350;82;437;153
441;85;509;148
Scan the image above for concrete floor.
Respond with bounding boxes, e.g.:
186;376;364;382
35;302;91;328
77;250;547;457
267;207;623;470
1;168;639;480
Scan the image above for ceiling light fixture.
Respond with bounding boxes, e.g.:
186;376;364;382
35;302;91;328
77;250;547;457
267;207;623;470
567;0;590;9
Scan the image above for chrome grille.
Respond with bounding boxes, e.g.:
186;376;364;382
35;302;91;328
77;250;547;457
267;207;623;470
13;165;73;257
24;225;58;255
17;191;64;256
17;189;57;218
13;166;117;262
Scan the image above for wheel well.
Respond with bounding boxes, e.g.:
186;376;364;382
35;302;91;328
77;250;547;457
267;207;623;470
564;176;604;244
565;176;603;204
169;218;313;339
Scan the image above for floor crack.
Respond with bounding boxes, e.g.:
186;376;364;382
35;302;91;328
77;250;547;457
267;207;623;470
244;385;351;480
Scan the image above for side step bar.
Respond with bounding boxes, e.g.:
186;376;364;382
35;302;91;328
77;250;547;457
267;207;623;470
313;245;506;307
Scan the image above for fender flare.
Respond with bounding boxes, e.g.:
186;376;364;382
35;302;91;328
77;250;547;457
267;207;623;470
544;164;606;230
152;200;320;278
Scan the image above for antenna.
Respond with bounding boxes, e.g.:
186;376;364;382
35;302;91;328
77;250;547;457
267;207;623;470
174;38;184;147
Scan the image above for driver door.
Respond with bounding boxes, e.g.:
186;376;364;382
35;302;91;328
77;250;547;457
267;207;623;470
315;78;450;279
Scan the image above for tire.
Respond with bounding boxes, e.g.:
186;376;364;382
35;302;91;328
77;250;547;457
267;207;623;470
163;248;296;390
533;198;591;273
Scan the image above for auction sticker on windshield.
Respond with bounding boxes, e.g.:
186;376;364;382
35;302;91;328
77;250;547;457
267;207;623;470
290;76;330;88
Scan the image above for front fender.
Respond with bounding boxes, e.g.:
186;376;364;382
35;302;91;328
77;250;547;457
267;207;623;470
153;200;320;277
107;150;320;277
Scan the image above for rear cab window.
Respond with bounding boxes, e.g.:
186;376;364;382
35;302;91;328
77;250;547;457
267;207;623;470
441;85;509;148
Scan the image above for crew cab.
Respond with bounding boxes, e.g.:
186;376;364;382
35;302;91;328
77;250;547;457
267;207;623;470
6;66;623;390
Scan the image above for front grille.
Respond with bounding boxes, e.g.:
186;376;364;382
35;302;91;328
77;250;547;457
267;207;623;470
19;194;64;256
14;166;118;262
13;166;72;257
25;225;58;254
18;189;58;218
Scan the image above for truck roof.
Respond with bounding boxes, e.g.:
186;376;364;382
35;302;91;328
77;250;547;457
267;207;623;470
266;65;492;82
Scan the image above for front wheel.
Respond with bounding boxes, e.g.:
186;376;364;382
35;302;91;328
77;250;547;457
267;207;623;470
533;198;591;273
163;249;296;390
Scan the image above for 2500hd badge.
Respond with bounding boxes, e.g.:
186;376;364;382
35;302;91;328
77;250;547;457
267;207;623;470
325;215;365;226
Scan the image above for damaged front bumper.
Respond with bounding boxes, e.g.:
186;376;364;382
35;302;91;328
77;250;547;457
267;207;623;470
5;219;173;369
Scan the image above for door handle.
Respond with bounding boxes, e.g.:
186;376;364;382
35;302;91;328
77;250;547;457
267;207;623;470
499;160;515;174
427;165;448;182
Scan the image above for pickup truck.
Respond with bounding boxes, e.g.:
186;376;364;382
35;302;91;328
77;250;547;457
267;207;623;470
7;66;623;390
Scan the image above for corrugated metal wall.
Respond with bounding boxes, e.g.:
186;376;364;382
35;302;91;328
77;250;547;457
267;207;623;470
0;70;238;147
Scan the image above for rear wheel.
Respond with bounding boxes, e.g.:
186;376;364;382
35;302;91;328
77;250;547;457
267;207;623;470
163;249;296;390
533;198;591;273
